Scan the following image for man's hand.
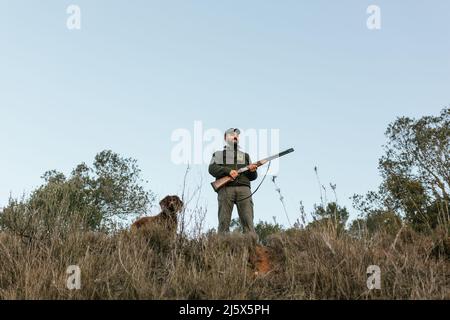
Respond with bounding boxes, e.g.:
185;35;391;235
248;164;258;172
229;170;239;180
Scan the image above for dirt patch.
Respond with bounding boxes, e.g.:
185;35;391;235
251;245;272;275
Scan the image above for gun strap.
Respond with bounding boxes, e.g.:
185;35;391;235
235;161;271;203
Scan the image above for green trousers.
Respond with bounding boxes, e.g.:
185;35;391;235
217;186;255;234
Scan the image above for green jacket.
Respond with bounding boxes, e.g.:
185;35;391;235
208;144;258;188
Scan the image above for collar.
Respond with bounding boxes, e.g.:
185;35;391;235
224;142;240;150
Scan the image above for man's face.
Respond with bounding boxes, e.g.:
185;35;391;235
225;132;240;145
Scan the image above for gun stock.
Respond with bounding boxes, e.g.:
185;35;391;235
211;175;234;192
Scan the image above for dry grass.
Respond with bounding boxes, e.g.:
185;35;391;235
0;223;448;300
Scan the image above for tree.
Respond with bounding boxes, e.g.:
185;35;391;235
354;107;449;232
230;217;283;244
348;210;402;237
0;150;154;237
307;202;349;234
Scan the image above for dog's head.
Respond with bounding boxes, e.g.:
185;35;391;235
159;195;184;215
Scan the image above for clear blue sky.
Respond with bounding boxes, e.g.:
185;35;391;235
1;1;449;230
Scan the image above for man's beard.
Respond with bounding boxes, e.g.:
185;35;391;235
226;139;238;148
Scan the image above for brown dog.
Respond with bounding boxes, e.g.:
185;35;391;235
131;195;184;234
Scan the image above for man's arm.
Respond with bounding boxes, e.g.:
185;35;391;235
208;151;231;178
244;153;258;181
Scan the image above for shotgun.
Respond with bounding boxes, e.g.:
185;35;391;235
210;148;295;192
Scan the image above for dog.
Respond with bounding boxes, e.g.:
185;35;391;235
131;195;184;235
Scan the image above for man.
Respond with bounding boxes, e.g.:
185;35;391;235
208;128;258;235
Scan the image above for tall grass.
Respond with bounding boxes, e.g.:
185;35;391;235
0;166;448;299
0;214;448;299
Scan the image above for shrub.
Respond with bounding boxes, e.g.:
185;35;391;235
0;150;154;239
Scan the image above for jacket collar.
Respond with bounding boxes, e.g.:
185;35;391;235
224;142;241;151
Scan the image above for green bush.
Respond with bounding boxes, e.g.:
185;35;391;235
0;150;154;239
353;107;449;233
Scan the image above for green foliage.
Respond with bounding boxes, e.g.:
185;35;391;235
349;210;402;237
254;220;283;244
230;218;283;244
0;150;154;237
307;202;349;234
353;107;449;233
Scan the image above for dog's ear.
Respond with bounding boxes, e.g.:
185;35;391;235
176;196;184;212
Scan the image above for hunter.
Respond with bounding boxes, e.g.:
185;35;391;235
208;128;258;235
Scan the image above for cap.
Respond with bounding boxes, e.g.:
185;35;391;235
224;128;241;135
